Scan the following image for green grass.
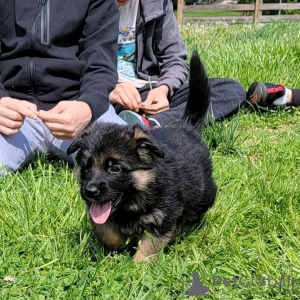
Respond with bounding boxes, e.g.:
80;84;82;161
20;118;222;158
1;22;300;299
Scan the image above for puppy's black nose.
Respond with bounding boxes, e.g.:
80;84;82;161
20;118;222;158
84;183;100;198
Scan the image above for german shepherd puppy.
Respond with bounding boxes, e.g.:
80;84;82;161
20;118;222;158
67;51;217;262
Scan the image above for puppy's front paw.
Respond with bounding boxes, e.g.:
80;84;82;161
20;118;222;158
133;251;158;263
132;235;160;263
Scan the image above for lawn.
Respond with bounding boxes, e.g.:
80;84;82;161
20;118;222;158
1;22;300;299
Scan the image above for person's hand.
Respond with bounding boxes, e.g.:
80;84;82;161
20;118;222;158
109;82;141;112
38;101;92;140
0;97;38;135
139;85;169;115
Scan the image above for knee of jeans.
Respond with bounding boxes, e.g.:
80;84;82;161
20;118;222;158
0;165;9;177
0;151;36;176
95;105;127;125
0;160;17;176
222;78;246;103
230;79;245;92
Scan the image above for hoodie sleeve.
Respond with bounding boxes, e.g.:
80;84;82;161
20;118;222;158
0;80;9;99
153;0;189;98
0;45;9;98
77;0;119;122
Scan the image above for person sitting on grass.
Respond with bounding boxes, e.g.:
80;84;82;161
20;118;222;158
0;0;126;176
112;0;300;129
111;0;246;129
246;82;300;107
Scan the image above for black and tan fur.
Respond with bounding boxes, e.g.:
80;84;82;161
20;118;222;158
67;51;217;262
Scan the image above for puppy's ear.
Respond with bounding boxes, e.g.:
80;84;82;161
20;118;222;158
67;130;90;155
133;126;164;159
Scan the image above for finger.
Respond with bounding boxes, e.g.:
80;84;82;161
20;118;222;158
113;84;140;111
142;104;168;111
116;97;126;108
119;93;134;111
44;122;72;132
128;85;141;110
109;90;118;104
123;88;140;112
0;107;24;122
130;86;141;103
50;131;72;140
22;101;38;113
0;98;38;118
110;92;125;107
44;122;78;139
0;125;19;136
47;104;65;114
140;104;158;111
149;107;169;115
142;104;169;114
141;94;155;106
141;96;169;109
0;116;23;129
140;95;164;106
38;111;65;123
38;103;65;120
151;98;160;104
11;104;38;120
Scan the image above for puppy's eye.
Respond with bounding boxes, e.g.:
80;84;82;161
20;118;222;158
109;165;121;173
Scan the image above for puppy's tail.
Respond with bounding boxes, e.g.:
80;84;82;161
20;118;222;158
182;51;210;131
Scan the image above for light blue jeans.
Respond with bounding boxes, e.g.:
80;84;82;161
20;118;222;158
0;105;126;176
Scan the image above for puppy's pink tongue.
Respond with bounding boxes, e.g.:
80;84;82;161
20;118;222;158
90;201;111;224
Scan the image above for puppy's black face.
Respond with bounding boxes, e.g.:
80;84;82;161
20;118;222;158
67;123;164;225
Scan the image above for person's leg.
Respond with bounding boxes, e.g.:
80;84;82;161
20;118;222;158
246;82;286;106
168;83;189;108
208;78;246;120
136;84;190;107
246;82;300;107
0;118;48;176
147;78;246;127
148;103;186;127
48;104;127;164
118;110;150;130
124;83;189;128
290;89;300;106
